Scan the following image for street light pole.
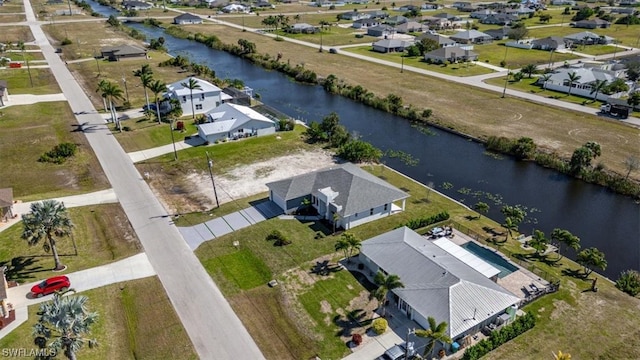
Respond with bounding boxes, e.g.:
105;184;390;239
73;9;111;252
319;30;323;52
401;55;404;73
206;151;220;208
502;68;510;98
122;74;130;103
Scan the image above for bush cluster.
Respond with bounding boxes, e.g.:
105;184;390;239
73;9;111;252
39;142;78;164
616;270;640;297
265;230;291;246
462;312;536;360
486;136;536;160
371;318;387;335
397;211;450;230
351;333;363;346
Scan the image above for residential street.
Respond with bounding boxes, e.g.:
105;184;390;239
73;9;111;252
19;0;265;358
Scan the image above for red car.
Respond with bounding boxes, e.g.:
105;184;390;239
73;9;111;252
31;275;70;298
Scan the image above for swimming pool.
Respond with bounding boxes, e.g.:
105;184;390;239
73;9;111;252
461;242;518;278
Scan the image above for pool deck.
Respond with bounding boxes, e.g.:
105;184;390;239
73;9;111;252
434;229;549;299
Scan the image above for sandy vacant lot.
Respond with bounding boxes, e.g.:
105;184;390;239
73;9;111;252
175;149;338;212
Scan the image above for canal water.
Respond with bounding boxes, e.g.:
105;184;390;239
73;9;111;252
90;2;639;279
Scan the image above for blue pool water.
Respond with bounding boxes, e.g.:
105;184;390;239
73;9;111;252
461;242;518;278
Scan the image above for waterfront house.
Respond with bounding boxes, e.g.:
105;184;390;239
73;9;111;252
122;0;152;10
174;13;203;25
197;103;276;143
165;77;230;117
266;163;408;230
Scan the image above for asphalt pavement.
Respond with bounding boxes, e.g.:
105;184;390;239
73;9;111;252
20;0;265;358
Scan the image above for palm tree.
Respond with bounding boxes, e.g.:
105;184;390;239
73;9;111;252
415;317;452;359
33;292;98;360
589;79;607;102
343;232;361;259
566;71;581;96
541;73;552;90
21;200;73;271
95;79;109;112
102;81;124;131
554;350;572;360
181;77;202;119
148;79;167;124
501;217;518;243
473;201;489;219
17;41;33;87
373;272;404;317
133;65;154;111
550;228;580;259
577;247;607;278
528;229;548;257
522;64;537;78
334;237;349;261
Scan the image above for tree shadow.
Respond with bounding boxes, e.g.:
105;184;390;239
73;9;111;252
306;220;333;236
562;267;587;280
333;308;369;337
310;260;342;276
0;256;47;283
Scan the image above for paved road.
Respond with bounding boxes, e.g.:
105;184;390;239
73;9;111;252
20;0;265;358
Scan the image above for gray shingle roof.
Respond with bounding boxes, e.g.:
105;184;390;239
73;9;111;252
266;163;408;216
361;227;520;338
174;13;201;21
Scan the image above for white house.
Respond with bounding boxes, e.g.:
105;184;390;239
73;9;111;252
359;227;521;341
165;77;230;117
538;63;629;101
222;3;248;13
196;103;276;143
266;163;409;230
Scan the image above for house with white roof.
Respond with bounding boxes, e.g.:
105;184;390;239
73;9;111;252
536;63;629;100
266;163;409;230
197;103;276;143
165;77;231;117
359;227;521;341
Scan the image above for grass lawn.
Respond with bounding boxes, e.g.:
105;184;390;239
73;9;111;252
185;23;640;180
569;44;620;56
0;102;109;200
0;203;141;283
112;116;199;153
0;14;25;22
473;42;578;69
0;67;61;94
0;2;23;13
345;45;494;76
282;27;373;48
0;26;34;44
0;277;197;360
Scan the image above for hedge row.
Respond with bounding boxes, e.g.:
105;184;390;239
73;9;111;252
397;211;449;230
461;312;536;360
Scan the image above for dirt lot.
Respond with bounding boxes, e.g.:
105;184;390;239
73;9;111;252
150;148;338;213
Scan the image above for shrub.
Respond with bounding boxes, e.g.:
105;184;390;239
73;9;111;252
616;270;640;297
60;38;72;46
38;142;78;164
351;333;363;346
265;230;291;246
371;318;388;335
461;312;536;360
397;211;449;230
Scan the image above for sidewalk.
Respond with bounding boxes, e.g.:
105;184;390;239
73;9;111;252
0;253;156;339
0;188;118;233
128;137;204;163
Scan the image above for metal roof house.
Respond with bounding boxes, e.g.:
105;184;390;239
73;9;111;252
266;163;408;230
359;227;521;340
197;103;275;143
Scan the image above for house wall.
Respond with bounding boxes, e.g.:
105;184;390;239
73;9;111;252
172;91;221;116
544;83;610;101
343;203;392;230
270;191;287;211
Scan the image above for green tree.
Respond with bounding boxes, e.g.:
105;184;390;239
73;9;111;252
473;202;489;219
572;7;594;21
337;140;383;163
33;292;98;360
539;14;552;23
322;74;338;93
237;39;256;54
570;146;593;174
603;78;628;94
21;200;73;271
528;229;548;257
540;73;552;91
501;217;518;242
415;317;452;359
589;79;607;102
566;71;581;96
577;247;607;278
181;77;202;120
628;92;640;109
507;24;528;41
373;272;404;316
512;137;537;160
148;79;167;124
95;79;109;113
416;37;439;55
344;232;361;258
521;64;537;78
501;205;525;225
334;237;350;260
101;81;124;131
133;64;153;111
385;93;403;114
550;228;580;259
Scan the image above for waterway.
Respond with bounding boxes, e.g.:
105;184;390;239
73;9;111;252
91;3;639;279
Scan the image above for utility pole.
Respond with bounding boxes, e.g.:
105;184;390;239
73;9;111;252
206;151;220;208
404;328;415;360
502;68;510;98
122;74;130;103
401;55;404;73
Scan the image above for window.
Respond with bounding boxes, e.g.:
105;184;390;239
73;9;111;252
384;204;388;211
370;208;374;215
200;93;205;100
182;96;187;102
195;104;203;110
